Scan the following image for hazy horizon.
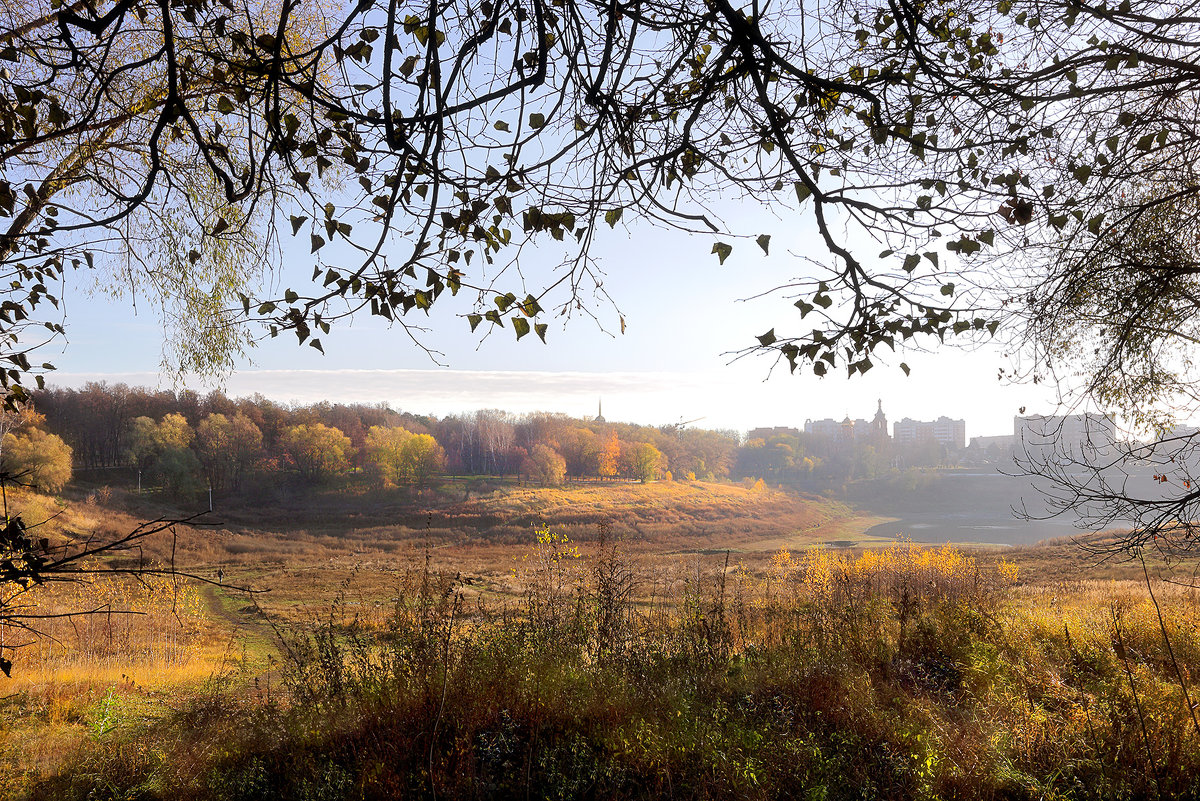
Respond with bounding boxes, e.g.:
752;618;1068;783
46;363;1062;439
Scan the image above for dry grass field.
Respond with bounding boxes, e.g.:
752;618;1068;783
3;480;1199;799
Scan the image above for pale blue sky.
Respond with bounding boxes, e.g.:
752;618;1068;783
48;198;1061;437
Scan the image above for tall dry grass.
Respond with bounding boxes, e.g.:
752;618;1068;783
10;531;1200;800
1;567;239;800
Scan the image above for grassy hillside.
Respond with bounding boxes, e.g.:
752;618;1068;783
200;479;873;548
413;481;869;548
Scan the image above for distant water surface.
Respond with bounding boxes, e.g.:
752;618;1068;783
850;470;1112;546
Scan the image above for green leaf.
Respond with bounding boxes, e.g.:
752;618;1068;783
494;120;510;132
712;242;732;264
903;254;920;273
900;362;910;376
794;182;812;204
535;323;548;343
605;208;623;228
529;112;546;129
947;237;981;254
813;361;827;377
290;215;308;235
757;328;777;346
512;317;531;339
310;234;325;253
756;234;771;255
217;96;235;114
467;314;483;332
520;294;542;316
940;283;955;296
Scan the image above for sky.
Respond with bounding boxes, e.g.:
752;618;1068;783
43;196;1064;438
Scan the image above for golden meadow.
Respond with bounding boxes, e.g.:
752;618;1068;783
3;483;1200;800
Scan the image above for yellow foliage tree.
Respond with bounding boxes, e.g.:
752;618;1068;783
155;413;195;451
524;444;567;487
2;428;73;493
401;434;446;487
625;442;666;483
364;425;414;487
280;423;353;483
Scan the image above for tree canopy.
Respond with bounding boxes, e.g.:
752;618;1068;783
280;422;354;482
1;0;1196;407
1;427;71;492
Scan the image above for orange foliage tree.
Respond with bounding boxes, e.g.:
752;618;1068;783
598;431;620;481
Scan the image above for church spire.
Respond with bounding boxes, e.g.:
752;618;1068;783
595;398;605;423
872;398;889;440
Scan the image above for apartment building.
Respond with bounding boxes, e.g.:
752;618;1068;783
893;416;966;449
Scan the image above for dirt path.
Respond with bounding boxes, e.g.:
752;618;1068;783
200;582;278;651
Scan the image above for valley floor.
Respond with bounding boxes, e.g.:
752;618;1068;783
2;481;1198;799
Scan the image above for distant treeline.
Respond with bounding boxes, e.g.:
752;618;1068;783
29;383;741;490
27;383;970;494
